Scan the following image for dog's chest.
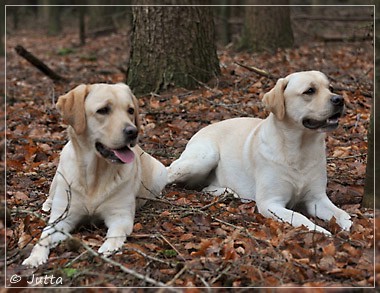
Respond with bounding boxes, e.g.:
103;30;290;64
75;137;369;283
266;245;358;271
74;172;138;216
85;190;115;215
286;161;324;200
71;185;114;215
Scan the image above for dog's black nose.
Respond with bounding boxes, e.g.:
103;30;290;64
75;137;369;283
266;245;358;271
123;125;138;140
330;95;344;107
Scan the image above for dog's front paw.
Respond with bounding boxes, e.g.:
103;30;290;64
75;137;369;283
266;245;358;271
22;250;49;268
166;168;177;185
98;237;124;256
336;212;352;231
42;200;52;212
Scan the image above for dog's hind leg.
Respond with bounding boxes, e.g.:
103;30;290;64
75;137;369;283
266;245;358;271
167;141;219;188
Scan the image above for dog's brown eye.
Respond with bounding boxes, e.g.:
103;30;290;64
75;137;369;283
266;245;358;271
329;85;334;92
97;106;110;115
303;88;315;95
127;108;135;115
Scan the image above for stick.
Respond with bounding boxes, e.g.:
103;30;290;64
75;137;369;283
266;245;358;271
327;153;367;161
157;233;186;261
234;61;278;79
15;45;68;82
59;230;178;290
164;265;188;287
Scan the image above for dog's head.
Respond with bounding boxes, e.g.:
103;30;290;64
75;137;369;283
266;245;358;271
57;83;141;164
262;71;344;132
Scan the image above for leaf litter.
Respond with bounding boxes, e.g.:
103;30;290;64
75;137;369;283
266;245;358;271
4;28;375;288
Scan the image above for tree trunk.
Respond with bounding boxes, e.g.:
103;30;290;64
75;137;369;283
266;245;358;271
48;5;62;35
363;105;374;208
218;3;231;45
242;1;294;52
363;3;380;209
78;6;86;46
127;5;220;95
88;4;116;32
0;6;4;56
363;31;379;209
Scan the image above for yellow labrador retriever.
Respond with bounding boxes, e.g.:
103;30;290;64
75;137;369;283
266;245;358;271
168;71;351;235
23;83;167;267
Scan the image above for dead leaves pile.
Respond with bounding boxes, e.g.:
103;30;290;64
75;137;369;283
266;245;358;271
5;30;375;288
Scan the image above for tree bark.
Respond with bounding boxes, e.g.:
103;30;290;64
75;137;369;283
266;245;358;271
0;6;4;56
363;105;374;208
88;4;116;32
242;1;294;52
363;48;378;209
127;5;220;95
48;5;62;35
78;6;86;46
364;3;380;209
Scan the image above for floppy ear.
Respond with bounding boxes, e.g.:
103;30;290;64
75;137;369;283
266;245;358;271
132;94;141;132
262;78;288;120
56;84;89;135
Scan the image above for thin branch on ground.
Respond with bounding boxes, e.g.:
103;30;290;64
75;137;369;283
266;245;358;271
327;153;367;161
59;230;180;291
234;61;278;79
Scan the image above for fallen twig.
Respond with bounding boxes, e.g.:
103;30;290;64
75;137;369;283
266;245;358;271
207;100;250;116
164;264;188;287
15;45;68;82
327;153;367;161
234;61;278;80
124;246;173;267
189;74;222;95
209;264;232;285
157;233;186;261
59;230;179;290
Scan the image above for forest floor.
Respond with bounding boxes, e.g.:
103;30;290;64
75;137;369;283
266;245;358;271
3;27;376;290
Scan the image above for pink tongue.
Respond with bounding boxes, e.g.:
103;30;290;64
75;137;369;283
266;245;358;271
113;148;135;164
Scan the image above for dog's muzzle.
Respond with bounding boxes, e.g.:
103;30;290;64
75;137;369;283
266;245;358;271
95;125;139;164
302;95;344;132
95;142;136;164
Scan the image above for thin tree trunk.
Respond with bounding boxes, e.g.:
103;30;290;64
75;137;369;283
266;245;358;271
78;6;86;46
363;106;374;208
242;1;294;52
48;5;62;35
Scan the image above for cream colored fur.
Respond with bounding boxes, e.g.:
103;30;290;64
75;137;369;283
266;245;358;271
168;71;352;235
23;83;167;267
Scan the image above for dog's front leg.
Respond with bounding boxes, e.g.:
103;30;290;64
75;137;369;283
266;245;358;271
42;173;59;212
99;211;135;255
22;217;78;267
306;194;352;231
23;189;82;268
257;202;332;235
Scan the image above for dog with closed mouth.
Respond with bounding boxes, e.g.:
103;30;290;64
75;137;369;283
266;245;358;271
167;71;352;235
23;83;167;267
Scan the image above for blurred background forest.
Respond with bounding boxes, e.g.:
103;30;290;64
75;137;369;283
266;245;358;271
2;1;375;49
